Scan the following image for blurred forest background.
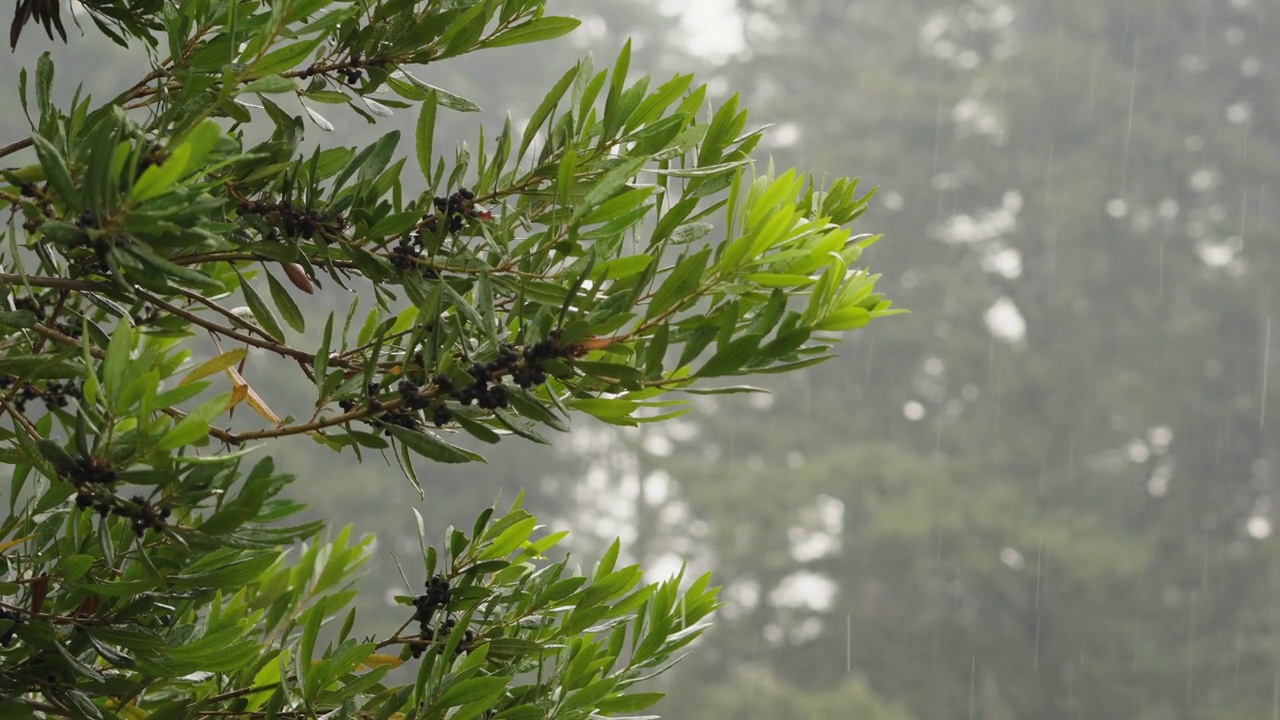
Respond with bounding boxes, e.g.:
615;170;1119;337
3;0;1278;718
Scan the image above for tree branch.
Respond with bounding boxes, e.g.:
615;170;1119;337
0;273;106;292
136;290;353;370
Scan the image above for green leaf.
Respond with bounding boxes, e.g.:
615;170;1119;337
650;158;750;178
305;105;334;131
816;306;871;331
416;91;438;185
494;706;545;720
436;677;508;709
265;269;305;333
668;222;713;247
646;247;711;320
567;397;639;421
480;516;537;560
518;65;576;162
596;692;665;713
681;384;769;395
0;355;83;381
574;156;648;221
0;310;37;328
132;144;192;202
179;120;223;176
171;553;277;590
179;348;247;386
102;321;133;404
418;83;481;112
697;334;762;377
241;74;298;94
237;270;286;341
480;16;581;48
158;392;231;450
125;244;224;291
314;314;333;391
581;186;655;225
85;633;136;669
252;37;323;75
300;596;325;670
388;425;485;464
35;52;54;122
591;254;652;281
30;134;79;206
57;554;94;582
155;381;209;409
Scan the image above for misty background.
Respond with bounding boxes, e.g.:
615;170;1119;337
3;0;1277;717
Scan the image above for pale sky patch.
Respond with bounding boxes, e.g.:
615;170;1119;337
656;0;746;62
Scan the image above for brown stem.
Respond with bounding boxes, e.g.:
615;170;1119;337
220;398;399;444
29;289;70;356
0;273;104;292
31;322;99;357
136;290;352;370
0;398;41;441
374;616;417;650
175;288;280;344
0;138;33;161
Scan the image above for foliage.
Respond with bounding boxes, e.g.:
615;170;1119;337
0;0;892;717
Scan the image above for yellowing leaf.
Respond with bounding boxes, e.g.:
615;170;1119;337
225;365;281;424
227;382;250;410
361;653;405;669
180;348;248;386
0;534;34;554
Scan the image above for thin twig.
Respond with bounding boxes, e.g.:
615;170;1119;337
0;273;104;292
0;398;41;441
0;138;33;161
137;290;353;369
176;288;280;344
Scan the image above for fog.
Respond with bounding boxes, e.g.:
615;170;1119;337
2;1;1275;718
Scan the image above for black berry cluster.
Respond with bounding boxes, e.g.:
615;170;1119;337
437;335;564;411
135;143;166;178
412;574;451;630
397;380;431;410
124;495;171;537
0;609;20;647
447;361;509;411
1;376;83;413
338;334;566;433
66;454;118;517
74;491;170;537
516;334;563;387
236;197;346;241
391;377;449;428
377;407;418;434
407;575;474;658
425;188;480;234
8;294;87;340
388;240;440;278
19;196;56;235
60;454;116;488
